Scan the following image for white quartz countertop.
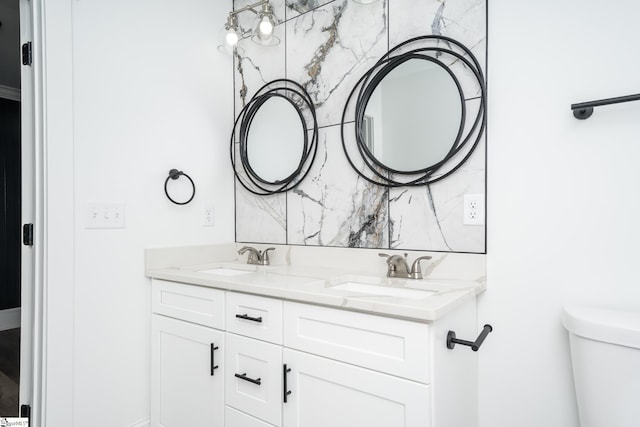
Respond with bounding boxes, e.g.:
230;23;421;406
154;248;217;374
146;260;485;322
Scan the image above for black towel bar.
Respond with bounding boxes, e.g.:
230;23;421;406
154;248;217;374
571;93;640;120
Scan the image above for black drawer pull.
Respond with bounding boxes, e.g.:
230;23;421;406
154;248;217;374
235;313;263;323
210;343;219;376
283;364;292;403
235;372;262;385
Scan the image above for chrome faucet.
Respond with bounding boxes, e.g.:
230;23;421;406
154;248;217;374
238;246;275;265
378;253;432;279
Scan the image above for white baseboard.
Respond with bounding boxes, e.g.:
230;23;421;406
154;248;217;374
128;417;150;427
0;308;21;331
0;85;21;102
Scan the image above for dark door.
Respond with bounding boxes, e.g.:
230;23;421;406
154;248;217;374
0;97;21;310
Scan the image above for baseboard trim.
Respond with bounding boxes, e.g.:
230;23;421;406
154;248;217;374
0;85;21;101
0;308;21;331
128;417;150;427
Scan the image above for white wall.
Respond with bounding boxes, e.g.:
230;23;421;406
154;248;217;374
41;0;234;425
483;1;640;426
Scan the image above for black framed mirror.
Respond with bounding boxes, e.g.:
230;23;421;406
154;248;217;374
231;79;318;195
341;35;486;187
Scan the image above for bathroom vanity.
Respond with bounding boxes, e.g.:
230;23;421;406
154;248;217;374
146;244;486;427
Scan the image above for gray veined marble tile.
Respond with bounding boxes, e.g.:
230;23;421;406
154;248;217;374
285;0;336;20
235;182;288;244
287;125;389;248
233;25;286;119
389;0;486;48
388;138;485;253
286;0;388;127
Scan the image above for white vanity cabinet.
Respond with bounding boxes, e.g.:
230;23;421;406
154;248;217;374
282;301;433;427
151;280;226;427
150;279;479;427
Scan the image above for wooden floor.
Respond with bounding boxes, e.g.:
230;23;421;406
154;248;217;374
0;328;20;417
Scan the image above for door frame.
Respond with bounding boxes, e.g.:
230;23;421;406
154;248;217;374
18;0;39;422
21;0;77;425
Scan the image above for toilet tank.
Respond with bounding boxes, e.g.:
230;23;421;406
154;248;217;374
562;306;640;427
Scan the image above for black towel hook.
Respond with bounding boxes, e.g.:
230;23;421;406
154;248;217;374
447;324;493;352
164;169;196;205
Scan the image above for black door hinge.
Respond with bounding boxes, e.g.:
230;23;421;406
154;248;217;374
23;223;34;246
21;404;31;426
22;42;32;66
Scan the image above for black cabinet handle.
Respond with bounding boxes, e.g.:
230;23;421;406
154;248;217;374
210;343;219;376
283;364;292;403
235;372;262;385
235;313;263;323
447;324;493;352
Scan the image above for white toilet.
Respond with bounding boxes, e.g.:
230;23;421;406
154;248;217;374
562;306;640;427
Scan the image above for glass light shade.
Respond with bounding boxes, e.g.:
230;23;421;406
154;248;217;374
217;24;244;56
251;15;280;46
351;0;380;4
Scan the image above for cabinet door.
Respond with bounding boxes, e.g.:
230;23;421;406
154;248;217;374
283;349;432;427
225;333;282;426
151;315;224;427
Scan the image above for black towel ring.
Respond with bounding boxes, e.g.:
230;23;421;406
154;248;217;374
164;169;195;205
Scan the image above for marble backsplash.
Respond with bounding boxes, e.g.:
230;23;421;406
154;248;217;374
233;0;486;253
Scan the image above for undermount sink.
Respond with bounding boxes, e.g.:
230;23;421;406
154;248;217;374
197;267;254;276
330;281;436;300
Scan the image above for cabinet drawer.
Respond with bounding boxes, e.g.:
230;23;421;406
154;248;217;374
225;333;282;426
283;301;431;384
152;279;225;329
226;292;283;344
225;406;275;427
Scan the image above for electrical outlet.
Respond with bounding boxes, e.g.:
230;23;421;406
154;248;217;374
203;205;215;227
463;194;485;225
85;203;126;229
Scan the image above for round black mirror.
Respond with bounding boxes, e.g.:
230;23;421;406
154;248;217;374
231;79;318;195
361;57;464;173
342;35;486;187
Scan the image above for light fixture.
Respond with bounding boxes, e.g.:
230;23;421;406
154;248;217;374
218;0;280;53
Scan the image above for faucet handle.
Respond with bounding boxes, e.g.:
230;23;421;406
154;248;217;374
260;247;275;265
410;256;432;280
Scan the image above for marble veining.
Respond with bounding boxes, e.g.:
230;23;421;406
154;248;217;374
286;0;334;20
286;0;388;126
233;0;486;253
287;126;389;247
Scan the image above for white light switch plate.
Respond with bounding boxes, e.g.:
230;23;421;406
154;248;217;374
202;205;215;227
85;203;126;229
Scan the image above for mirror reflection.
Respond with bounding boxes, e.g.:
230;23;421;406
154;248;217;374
246;96;304;182
363;58;462;172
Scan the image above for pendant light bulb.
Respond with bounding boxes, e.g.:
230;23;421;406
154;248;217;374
226;30;239;46
259;16;273;36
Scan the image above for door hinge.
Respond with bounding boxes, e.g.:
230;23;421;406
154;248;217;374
23;223;34;246
21;404;31;426
22;42;33;66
